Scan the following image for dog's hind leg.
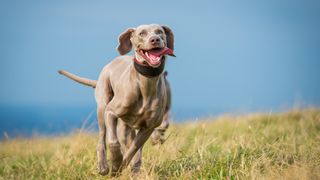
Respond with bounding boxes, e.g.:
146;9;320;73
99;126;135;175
96;105;109;175
151;112;170;145
96;78;113;175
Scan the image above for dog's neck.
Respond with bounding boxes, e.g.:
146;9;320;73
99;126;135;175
133;57;166;78
133;54;165;99
132;65;165;116
137;73;161;98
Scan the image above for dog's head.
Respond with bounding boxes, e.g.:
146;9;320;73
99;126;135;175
117;24;175;67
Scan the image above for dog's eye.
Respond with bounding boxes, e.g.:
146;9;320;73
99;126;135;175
155;29;163;34
139;30;147;37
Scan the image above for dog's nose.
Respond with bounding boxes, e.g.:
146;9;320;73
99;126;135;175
150;36;160;45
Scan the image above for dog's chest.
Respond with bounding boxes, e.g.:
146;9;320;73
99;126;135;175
127;96;165;129
111;90;166;129
135;97;165;127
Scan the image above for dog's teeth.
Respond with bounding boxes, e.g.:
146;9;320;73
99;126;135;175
146;52;150;58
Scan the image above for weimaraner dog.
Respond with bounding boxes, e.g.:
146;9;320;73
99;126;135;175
58;24;174;176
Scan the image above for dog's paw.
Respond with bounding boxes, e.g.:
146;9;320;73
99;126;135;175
151;136;165;145
131;161;142;174
109;143;123;176
151;129;166;145
97;163;109;176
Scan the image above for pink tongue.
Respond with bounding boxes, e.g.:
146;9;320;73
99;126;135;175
148;47;174;57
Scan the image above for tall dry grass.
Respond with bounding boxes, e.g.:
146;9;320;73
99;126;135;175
0;109;319;179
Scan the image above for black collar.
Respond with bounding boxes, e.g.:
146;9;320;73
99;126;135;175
134;57;166;78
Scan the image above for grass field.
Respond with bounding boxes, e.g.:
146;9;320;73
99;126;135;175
1;109;319;179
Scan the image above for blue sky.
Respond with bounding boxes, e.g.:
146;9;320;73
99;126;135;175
1;0;320;119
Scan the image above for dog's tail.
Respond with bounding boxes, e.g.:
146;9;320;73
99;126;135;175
58;70;97;88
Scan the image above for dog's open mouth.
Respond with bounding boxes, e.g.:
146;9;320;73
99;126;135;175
139;47;174;66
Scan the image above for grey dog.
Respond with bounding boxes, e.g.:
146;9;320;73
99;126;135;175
59;24;174;176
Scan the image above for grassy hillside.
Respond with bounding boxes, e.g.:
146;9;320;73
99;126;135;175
1;109;319;179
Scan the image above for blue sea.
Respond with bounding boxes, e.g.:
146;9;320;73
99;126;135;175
0;104;232;139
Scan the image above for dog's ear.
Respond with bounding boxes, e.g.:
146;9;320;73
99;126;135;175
117;28;135;55
162;26;174;51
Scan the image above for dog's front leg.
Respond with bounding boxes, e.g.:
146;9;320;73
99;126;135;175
117;122;142;173
105;111;123;176
131;146;143;173
121;128;154;169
